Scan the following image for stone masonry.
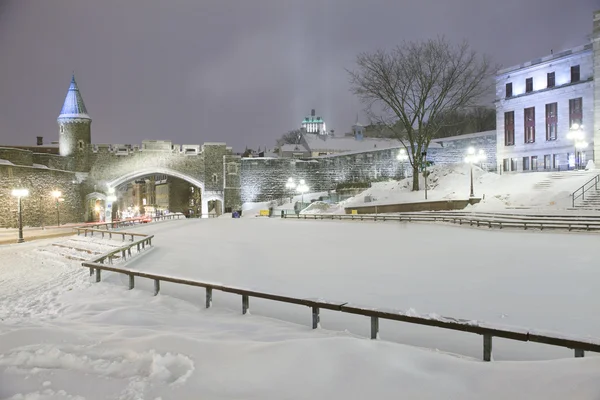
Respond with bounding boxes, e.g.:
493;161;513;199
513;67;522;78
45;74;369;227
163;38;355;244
0;163;82;228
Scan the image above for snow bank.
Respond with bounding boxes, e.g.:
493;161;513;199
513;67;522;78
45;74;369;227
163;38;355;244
2;221;600;398
342;163;598;211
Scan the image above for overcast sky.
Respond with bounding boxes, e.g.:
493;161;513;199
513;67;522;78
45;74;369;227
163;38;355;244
0;0;597;152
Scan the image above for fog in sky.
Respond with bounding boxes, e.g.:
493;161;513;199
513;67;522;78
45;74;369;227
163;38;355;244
0;0;597;151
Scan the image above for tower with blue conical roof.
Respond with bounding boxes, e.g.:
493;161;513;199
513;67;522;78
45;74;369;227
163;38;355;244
57;74;91;162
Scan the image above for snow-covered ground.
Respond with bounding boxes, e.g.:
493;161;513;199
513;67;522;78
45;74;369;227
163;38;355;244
2;219;600;399
343;164;599;211
241;164;600;216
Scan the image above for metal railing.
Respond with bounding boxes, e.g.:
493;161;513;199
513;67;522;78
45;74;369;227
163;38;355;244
283;212;600;231
83;230;154;271
74;227;151;242
79;263;600;361
78;213;184;230
571;174;600;207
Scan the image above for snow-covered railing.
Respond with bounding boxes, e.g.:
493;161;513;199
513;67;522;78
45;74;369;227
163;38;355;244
84;232;154;275
571;174;600;207
74;227;151;242
283;212;600;231
75;213;185;231
78;262;600;362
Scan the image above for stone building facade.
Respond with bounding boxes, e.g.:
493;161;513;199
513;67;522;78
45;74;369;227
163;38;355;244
496;10;600;172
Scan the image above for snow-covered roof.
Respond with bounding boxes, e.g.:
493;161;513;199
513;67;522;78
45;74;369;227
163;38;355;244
280;144;309;152
303;133;401;153
432;130;496;143
57;74;91;121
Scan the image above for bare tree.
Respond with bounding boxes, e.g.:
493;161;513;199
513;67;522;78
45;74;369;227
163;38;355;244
348;37;496;191
433;106;496;138
275;129;302;148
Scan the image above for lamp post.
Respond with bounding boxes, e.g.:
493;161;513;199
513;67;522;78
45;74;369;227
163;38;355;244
421;151;428;200
397;148;409;179
567;123;585;169
464;147;487;198
296;179;309;208
51;190;61;227
12;189;29;243
285;177;296;203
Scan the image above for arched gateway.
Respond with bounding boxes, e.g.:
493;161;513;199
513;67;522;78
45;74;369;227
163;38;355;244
53;75;241;221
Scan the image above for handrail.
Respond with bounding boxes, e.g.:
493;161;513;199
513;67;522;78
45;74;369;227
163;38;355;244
282;213;600;231
80;213;185;231
74;227;150;241
571;174;600;207
80;262;600;361
86;232;154;266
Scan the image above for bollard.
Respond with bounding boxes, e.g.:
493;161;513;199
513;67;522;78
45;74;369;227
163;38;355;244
128;274;134;290
154;279;160;296
575;349;585;358
95;268;101;283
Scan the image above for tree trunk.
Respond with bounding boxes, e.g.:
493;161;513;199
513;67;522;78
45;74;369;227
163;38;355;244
412;165;420;191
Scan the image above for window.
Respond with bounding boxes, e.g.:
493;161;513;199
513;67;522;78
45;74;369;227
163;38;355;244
525;78;533;93
569;98;582;128
544;155;551;170
212;173;218;183
227;163;238;174
78;140;84;150
545;103;557;141
60;126;64;134
523;157;530;171
524;107;535;143
552;154;558;169
504;111;515;145
571;65;580;83
511;158;518;171
531;156;538;170
505;83;512;98
547;72;555;88
503;159;509;172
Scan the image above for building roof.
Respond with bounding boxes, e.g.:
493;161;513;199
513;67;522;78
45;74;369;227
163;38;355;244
496;43;592;76
303;133;401;153
57;74;91;121
280;143;309;153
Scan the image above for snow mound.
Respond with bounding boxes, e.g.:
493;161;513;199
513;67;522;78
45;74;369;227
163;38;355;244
300;201;344;215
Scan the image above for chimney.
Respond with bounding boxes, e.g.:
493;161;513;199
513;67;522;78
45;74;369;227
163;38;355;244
311;109;315;117
36;136;43;146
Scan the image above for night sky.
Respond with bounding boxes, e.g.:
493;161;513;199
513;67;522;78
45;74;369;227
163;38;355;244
0;0;597;152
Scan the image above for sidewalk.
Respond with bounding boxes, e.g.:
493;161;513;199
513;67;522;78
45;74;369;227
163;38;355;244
0;225;78;245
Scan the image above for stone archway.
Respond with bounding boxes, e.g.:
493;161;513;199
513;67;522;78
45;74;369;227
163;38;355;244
104;167;222;218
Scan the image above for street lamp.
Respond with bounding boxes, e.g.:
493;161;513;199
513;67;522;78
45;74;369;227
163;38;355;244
11;188;29;243
51;190;61;227
464;147;487;198
285;177;296;203
296;179;309;208
397;148;409;179
567;123;586;169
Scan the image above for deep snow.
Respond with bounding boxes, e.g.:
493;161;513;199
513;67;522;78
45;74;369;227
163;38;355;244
1;220;600;399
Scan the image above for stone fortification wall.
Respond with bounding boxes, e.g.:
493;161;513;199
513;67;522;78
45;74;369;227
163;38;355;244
0;165;82;228
241;131;497;203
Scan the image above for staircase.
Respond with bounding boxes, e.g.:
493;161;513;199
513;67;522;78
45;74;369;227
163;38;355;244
532;171;589;192
571;173;600;210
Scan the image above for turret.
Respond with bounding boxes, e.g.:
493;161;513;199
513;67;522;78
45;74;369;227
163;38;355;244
57;74;91;157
